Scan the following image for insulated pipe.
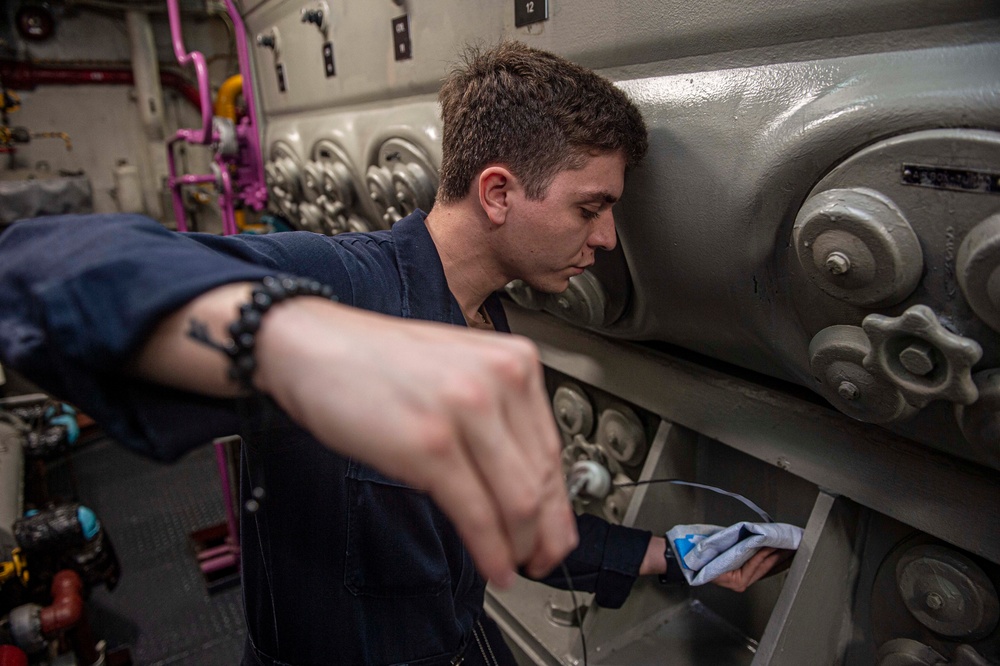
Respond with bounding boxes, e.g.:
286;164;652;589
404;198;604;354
39;570;84;634
214;75;248;230
125;10;165;140
218;0;267;210
0;63;201;109
166;0;212;144
214;74;242;120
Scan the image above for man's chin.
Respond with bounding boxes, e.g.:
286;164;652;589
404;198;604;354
525;279;570;295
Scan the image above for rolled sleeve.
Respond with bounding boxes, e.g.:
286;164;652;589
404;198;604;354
531;513;651;609
0;213;355;459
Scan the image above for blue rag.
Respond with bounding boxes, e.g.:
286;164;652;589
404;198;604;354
666;522;803;586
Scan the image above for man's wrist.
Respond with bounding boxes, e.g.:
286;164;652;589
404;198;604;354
658;536;687;585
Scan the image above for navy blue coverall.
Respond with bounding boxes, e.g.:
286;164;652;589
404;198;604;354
0;211;651;665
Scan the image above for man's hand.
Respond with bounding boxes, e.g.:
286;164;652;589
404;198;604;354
711;547;793;592
641;536;793;592
134;284;578;587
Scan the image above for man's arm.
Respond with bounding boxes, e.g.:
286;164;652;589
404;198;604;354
131;281;578;586
0;214;577;586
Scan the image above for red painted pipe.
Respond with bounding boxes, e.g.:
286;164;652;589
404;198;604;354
39;570;84;635
0;62;201;109
0;646;28;666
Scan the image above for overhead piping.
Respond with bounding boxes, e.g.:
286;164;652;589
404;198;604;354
0;62;202;109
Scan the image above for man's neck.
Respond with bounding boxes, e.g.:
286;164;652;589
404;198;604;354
423;201;508;324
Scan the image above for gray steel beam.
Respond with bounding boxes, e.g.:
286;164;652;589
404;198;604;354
506;305;1000;565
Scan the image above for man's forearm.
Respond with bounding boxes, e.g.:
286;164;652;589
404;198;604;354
129;281;255;396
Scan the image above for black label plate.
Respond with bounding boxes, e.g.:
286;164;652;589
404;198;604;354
323;42;336;77
515;0;548;27
902;164;1000;194
392;15;412;61
276;63;286;92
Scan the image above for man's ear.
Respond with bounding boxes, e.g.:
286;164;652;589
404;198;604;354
478;166;516;226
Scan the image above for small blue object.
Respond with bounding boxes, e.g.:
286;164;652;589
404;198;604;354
77;506;100;539
43;403;80;444
49;414;80;444
24;509;39;518
672;535;699;570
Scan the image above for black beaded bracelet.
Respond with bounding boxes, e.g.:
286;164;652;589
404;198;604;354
188;276;338;393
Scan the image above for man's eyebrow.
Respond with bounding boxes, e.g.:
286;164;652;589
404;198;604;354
575;191;619;205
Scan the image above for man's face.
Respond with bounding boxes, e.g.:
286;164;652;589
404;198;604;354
506;151;626;294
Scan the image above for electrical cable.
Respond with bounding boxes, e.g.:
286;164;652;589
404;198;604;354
563;465;776;664
560;562;587;666
615;478;773;523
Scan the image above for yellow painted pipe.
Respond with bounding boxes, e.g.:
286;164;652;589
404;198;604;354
214;74;243;120
213;74;247;229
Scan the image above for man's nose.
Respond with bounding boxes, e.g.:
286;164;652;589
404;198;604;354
590;210;617;251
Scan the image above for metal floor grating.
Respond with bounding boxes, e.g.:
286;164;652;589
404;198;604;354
62;437;246;665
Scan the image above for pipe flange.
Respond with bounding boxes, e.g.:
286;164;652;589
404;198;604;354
809;325;916;424
552;384;594;438
301;161;326;203
895;544;999;640
955;369;1000;469
312;140;360;208
366;138;438;228
863;305;983;408
793;188;922;307
366;164;401;226
595;405;646;467
547;270;610;328
956;212;1000;333
391;161;436;218
211;116;238;158
265;143;303;210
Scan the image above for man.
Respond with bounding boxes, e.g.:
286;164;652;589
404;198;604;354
0;42;784;665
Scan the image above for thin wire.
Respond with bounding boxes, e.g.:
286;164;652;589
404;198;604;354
560;562;587;666
614;478;773;523
560;473;772;664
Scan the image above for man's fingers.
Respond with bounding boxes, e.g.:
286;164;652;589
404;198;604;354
523;472;578;578
455;335;576;571
712;547;793;592
493;337;576;574
422;443;517;587
455;405;542;566
741;547;782;587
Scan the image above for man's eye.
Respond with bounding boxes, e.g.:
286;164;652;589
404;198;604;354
580;208;600;221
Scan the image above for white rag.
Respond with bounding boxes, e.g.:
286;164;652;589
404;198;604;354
666;522;803;586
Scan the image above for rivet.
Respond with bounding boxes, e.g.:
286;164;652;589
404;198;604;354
925;591;944;610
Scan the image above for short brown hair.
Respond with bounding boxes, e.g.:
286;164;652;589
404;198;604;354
436;41;648;203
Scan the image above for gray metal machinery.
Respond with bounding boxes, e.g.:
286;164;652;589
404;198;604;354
232;1;1000;663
